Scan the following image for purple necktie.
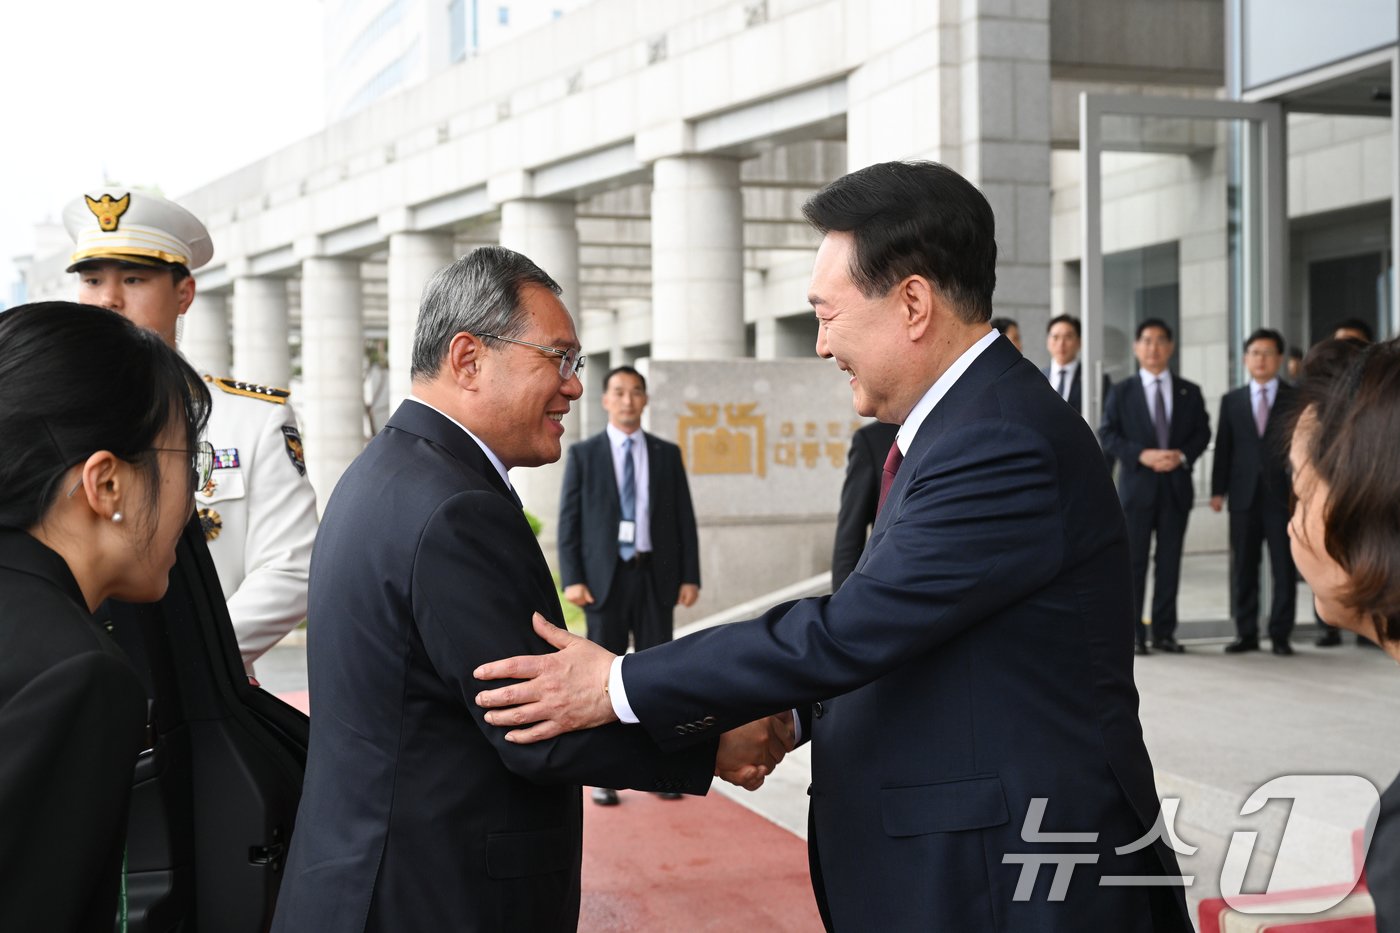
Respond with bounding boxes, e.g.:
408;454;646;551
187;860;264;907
1153;379;1170;449
877;441;903;515
1254;388;1269;437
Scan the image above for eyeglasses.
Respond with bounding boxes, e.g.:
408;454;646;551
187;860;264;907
65;440;217;499
147;441;216;493
477;332;586;380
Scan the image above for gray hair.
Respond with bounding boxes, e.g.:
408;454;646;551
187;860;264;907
410;245;562;379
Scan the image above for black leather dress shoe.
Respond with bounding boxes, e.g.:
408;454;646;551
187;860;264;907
1134;642;1151;656
591;787;620;806
1315;629;1342;647
1271;640;1294;656
1224;637;1260;653
1152;638;1186;654
656;792;683;800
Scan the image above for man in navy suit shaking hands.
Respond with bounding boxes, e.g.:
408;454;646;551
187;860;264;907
475;162;1192;932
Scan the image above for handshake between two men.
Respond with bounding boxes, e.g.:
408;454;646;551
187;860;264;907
474;613;797;791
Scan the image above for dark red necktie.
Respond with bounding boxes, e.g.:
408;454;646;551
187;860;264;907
877;441;904;515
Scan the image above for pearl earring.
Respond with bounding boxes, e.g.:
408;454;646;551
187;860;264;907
112;512;124;524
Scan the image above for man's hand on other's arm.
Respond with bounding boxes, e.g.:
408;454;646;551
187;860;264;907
474;613;618;743
715;711;796;791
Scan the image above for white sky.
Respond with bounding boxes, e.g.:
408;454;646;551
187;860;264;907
0;1;325;302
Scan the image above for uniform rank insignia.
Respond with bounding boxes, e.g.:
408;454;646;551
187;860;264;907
283;426;307;476
198;507;223;542
213;448;240;470
85;192;130;231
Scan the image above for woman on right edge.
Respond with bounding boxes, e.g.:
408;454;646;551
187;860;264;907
1285;336;1400;929
0;301;211;932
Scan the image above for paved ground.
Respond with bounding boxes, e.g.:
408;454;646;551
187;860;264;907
258;551;1400;930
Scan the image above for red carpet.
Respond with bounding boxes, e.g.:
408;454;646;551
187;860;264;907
276;691;822;930
581;789;823;932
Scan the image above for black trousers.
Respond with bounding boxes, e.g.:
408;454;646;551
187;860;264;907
1125;497;1190;643
1229;498;1297;641
585;556;673;654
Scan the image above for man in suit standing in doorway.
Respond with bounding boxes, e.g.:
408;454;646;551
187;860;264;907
1100;319;1212;656
1210;328;1298;655
477;161;1192;932
558;365;701;804
1042;313;1111;416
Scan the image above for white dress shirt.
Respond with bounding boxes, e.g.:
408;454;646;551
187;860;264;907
607;328;1002;724
606;423;652;553
1048;359;1079;400
1252;377;1279;412
1138;368;1174;424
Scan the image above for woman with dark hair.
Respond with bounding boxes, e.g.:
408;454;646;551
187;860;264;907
1285;336;1400;927
0;301;212;932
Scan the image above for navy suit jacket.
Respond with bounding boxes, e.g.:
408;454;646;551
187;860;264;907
617;338;1191;931
272;402;715;933
557;429;700;608
1100;373;1211;513
1210;382;1296;513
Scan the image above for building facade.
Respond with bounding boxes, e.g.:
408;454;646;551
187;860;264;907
21;0;1399;616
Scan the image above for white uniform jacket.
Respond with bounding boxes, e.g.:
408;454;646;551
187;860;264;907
196;377;319;674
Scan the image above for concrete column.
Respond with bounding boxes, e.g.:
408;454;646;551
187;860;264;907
181;290;230;375
300;257;365;506
498;198;580;557
844;1;1051;349
954;0;1052;346
755;316;818;360
387;231;456;409
232;277;291;388
650;155;746;360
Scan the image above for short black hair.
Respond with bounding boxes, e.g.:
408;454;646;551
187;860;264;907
1136;318;1173;342
603;365;646;394
1333;317;1375;342
0;301;211;532
989;317;1019;335
801;161;997;324
1046;314;1082;338
1244;328;1285;355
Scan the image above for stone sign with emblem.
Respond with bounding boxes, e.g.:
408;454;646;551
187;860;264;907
638;358;870;619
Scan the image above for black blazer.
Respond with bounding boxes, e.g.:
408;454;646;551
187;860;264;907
557;429;700;609
272;402;716;933
1100;372;1212;512
0;529;147;933
831;420;898;589
616;338;1191;931
1041;362;1112;414
1210;382;1296;513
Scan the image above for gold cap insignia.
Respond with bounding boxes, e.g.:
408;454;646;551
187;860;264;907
85;193;131;232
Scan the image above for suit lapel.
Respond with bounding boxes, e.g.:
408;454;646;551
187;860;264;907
871;335;1022;536
385;401;517;504
592;431;621;513
1127;377;1153;438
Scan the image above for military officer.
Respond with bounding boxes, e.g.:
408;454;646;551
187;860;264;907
64;188;319;677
